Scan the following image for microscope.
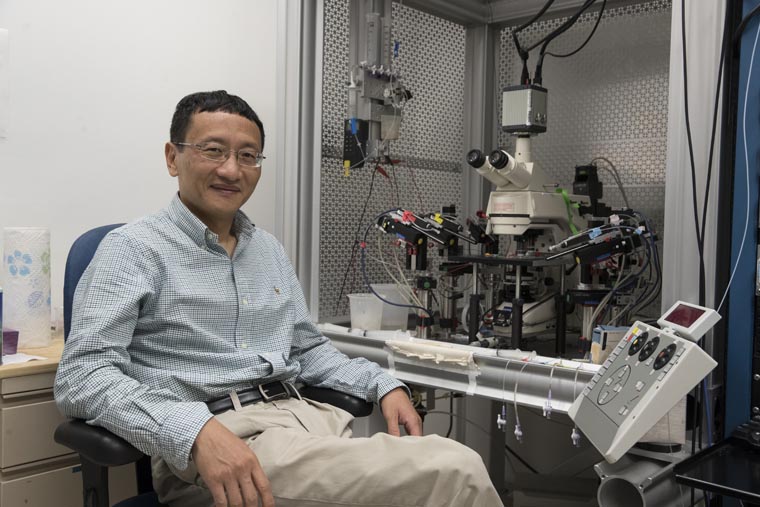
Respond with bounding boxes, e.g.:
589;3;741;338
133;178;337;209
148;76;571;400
465;85;587;347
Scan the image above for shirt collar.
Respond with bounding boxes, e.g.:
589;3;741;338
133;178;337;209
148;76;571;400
167;193;255;249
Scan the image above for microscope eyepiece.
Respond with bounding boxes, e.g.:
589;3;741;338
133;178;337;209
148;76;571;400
489;149;510;169
466;149;486;168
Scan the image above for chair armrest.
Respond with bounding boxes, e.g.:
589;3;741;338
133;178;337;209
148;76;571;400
55;419;145;467
299;387;373;418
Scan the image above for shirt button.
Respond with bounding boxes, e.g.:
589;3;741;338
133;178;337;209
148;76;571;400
242;297;248;305
242;343;248;349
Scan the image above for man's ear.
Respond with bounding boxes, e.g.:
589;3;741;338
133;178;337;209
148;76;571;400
165;142;179;177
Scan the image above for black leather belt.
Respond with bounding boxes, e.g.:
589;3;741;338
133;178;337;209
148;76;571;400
206;381;300;415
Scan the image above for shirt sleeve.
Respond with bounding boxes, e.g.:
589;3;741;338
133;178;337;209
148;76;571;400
54;231;212;471
278;244;406;403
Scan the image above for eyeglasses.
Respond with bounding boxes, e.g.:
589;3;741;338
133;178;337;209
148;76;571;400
174;142;266;168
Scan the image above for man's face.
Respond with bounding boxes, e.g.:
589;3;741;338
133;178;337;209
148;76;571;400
165;111;263;228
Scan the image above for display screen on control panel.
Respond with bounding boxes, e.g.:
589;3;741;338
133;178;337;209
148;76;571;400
662;304;705;327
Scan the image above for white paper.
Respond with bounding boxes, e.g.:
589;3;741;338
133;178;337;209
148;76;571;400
0;29;7;138
2;228;52;347
1;352;45;365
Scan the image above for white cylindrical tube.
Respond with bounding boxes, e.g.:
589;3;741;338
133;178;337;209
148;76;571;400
500;161;532;188
2;228;51;348
514;136;533;163
476;165;511;187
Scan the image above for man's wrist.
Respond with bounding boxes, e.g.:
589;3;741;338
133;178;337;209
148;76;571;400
375;375;408;401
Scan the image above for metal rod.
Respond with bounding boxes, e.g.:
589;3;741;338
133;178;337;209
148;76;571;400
556;267;567;356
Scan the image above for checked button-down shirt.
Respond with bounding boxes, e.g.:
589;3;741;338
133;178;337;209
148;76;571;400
54;194;403;470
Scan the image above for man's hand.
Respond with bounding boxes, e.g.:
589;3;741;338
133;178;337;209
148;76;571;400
379;387;422;436
192;418;275;507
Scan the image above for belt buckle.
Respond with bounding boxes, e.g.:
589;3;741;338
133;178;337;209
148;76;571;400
258;381;293;402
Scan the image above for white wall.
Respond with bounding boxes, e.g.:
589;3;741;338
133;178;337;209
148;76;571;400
0;0;280;313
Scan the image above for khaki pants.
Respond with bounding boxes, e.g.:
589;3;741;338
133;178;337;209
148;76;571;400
152;398;503;507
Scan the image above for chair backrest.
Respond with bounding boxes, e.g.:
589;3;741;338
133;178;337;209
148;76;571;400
61;223;161;506
63;224;125;340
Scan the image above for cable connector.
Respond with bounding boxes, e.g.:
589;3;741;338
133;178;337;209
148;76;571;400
571;427;582;447
544;364;556;420
543;395;553;419
514;423;523;443
497;405;507;431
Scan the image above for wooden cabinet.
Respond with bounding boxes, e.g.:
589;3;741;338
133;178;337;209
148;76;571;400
0;340;136;506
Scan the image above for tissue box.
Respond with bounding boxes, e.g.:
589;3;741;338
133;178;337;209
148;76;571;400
2;329;19;355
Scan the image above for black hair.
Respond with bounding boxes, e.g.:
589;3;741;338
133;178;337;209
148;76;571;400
170;90;265;149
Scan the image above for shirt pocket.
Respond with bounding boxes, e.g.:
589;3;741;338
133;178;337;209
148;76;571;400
247;282;294;341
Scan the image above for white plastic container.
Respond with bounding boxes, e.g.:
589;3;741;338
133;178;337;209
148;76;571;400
371;283;411;331
348;293;383;330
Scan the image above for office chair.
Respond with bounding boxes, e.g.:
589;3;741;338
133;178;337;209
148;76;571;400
54;224;373;507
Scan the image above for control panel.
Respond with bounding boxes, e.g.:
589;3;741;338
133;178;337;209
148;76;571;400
569;302;719;463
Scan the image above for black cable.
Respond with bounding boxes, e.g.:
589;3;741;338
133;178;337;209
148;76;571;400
526;0;596;52
334;164;380;314
623;215;659;313
681;7;726;504
734;3;760;45
532;0;597;84
512;0;556;83
445;393;454;438
681;0;707;308
505;444;540;474
522;292;557;318
607;234;656;324
690;384;700;507
515;0;556;35
384;155;401;207
699;8;729;262
546;0;607;58
478;290;557;331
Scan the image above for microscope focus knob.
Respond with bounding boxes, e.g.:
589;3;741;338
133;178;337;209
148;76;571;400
466;149;485;168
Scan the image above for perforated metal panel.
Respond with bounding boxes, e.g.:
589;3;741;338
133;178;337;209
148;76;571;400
498;0;672;237
318;0;671;321
319;0;466;320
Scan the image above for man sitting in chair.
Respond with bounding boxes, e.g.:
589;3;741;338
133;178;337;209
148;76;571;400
54;90;503;507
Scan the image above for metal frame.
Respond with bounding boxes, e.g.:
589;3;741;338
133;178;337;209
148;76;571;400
723;0;760;435
401;0;635;26
321;327;596;410
462;24;500;222
275;0;324;319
